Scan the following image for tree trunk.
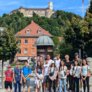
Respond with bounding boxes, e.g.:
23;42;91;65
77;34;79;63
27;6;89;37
9;54;15;64
2;60;4;88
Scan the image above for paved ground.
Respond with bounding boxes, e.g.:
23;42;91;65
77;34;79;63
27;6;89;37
0;88;92;92
0;73;92;92
0;83;92;92
0;78;35;92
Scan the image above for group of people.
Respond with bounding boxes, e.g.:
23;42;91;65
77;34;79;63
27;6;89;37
4;53;91;92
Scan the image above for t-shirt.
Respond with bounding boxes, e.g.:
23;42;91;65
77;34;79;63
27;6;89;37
55;59;61;69
48;59;54;67
59;66;67;79
36;68;42;75
70;65;74;76
73;66;81;78
65;61;71;70
5;70;13;82
49;67;56;76
44;64;49;76
22;66;32;80
44;59;54;76
82;65;90;76
14;67;21;81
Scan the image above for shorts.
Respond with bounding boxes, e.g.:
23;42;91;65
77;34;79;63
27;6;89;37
4;81;12;89
23;80;31;88
43;75;49;83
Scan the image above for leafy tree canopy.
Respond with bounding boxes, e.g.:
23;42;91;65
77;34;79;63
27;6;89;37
0;28;18;63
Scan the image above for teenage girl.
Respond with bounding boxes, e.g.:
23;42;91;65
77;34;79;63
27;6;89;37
81;59;90;92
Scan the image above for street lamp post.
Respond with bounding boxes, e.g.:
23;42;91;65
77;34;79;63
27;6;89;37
0;27;5;88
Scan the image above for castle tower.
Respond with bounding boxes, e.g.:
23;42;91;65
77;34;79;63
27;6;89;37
48;2;53;10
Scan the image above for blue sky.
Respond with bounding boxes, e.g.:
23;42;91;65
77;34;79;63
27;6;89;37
0;0;89;17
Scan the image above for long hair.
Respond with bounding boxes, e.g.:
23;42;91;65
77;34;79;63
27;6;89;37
59;60;65;71
50;62;56;68
74;60;80;66
82;59;88;66
36;61;43;69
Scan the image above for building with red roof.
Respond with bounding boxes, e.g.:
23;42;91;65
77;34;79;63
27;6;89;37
16;21;52;60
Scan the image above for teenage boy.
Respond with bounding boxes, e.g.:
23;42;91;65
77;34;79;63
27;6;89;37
4;65;13;92
13;62;22;92
22;60;32;92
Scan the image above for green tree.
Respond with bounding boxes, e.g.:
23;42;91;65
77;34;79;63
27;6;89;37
52;36;60;55
88;0;92;13
59;40;73;58
84;12;92;56
64;16;89;57
0;28;18;87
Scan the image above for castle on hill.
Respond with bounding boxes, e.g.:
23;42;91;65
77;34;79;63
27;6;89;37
11;2;54;18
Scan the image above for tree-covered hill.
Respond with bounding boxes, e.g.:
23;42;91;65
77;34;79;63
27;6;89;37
0;10;81;36
0;10;82;56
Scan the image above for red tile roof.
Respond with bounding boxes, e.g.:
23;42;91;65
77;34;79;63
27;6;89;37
16;21;52;37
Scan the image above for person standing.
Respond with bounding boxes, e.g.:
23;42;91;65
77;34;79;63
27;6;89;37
54;54;61;91
43;60;50;92
64;54;72;91
22;60;32;92
4;65;13;92
35;60;44;92
48;61;57;92
74;53;82;92
13;62;22;92
74;53;82;66
55;54;61;70
59;60;67;92
46;55;53;67
81;59;91;92
73;60;81;92
39;56;44;67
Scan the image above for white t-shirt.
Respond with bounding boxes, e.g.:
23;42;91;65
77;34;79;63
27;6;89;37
48;59;54;67
82;65;90;76
59;66;67;79
73;66;81;78
55;59;61;69
44;64;49;76
44;59;54;76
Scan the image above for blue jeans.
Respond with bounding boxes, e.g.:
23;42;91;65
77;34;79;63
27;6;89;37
14;81;21;92
59;79;67;92
74;77;79;92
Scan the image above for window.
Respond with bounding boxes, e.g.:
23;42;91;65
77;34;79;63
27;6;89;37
37;28;43;34
24;39;28;44
24;48;28;54
25;29;30;34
